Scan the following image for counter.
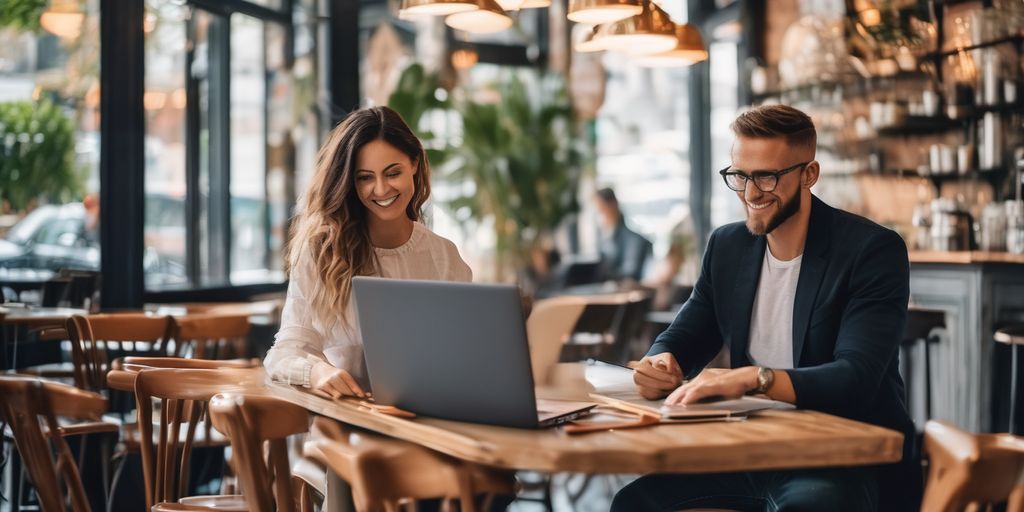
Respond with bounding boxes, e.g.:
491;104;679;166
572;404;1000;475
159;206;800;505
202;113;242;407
907;256;1024;432
909;251;1024;265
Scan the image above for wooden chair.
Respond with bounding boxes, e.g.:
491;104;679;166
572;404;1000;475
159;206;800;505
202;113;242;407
525;295;588;387
206;393;316;512
561;291;651;364
303;416;515;512
122;367;267;511
171;314;252;360
66;313;174;391
922;420;1024;511
0;376;119;512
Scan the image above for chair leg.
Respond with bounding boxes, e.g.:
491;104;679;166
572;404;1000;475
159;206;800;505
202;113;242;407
106;453;127;512
1012;344;1020;435
923;335;933;422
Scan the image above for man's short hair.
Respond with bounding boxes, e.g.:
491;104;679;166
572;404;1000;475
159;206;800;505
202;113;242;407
596;187;618;206
730;105;816;151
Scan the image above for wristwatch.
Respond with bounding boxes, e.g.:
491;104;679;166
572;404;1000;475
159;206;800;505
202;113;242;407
752;366;775;395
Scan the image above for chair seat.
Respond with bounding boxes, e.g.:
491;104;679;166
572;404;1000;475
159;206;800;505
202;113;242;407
150;494;248;511
3;417;119;440
995;326;1024;346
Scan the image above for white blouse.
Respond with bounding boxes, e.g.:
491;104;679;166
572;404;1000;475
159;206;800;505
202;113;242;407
264;221;472;389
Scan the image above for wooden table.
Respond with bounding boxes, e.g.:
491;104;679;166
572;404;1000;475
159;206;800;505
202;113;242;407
0;306;86;327
268;381;903;475
0;306;86;370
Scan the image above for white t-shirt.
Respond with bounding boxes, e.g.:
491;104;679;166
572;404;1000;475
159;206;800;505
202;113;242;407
747;247;802;369
264;221;472;389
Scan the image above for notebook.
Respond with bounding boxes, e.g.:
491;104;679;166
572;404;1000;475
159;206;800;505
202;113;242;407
583;360;794;421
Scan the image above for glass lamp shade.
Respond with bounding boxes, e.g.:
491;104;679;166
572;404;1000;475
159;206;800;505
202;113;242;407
40;0;84;40
637;23;708;66
445;0;513;33
567;0;642;25
496;0;525;9
400;0;478;16
574;26;607;53
599;1;676;55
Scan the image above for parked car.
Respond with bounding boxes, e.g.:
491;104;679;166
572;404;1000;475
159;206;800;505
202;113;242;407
0;203;99;272
0;201;187;287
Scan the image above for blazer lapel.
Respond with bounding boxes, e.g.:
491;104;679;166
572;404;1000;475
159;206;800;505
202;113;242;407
730;234;766;368
792;196;832;366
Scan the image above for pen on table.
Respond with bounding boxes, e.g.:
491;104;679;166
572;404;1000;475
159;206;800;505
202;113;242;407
586;358;635;371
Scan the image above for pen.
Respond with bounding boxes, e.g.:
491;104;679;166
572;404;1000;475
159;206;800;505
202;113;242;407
586;358;635;371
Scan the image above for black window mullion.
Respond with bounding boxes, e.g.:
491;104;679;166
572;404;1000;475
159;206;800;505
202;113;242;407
189;0;290;24
208;13;232;284
690;0;713;252
100;0;146;309
185;13;202;285
262;23;272;271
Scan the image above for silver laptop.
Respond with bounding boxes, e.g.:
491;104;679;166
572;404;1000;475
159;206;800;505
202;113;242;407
352;276;595;429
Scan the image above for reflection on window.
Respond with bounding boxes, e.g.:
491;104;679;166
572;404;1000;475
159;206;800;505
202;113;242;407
142;1;316;290
0;0;100;291
230;14;269;283
708;28;743;228
144;0;189;288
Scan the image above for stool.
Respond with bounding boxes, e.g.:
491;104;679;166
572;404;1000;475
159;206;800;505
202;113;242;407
902;307;946;423
995;325;1024;434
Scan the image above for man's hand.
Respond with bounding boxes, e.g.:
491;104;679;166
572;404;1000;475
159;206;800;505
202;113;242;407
310;361;368;399
664;366;758;405
631;353;684;400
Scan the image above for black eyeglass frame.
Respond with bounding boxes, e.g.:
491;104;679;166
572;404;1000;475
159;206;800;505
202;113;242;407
718;161;812;192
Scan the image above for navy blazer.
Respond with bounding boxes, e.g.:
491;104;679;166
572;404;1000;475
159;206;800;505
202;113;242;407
648;195;919;507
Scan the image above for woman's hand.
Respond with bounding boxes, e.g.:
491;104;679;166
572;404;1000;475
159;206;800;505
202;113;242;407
310;361;368;399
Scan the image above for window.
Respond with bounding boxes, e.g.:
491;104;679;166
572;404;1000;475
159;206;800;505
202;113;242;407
0;0;101;291
594;51;697;283
143;0;319;291
708;17;743;229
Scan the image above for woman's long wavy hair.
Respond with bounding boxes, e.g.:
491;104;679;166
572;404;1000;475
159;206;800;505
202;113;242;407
286;106;431;324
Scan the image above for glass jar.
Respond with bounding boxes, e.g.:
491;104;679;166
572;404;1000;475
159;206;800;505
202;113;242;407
1006;200;1024;254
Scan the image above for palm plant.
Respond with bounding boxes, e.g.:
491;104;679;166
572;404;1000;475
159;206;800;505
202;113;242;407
389;64;582;281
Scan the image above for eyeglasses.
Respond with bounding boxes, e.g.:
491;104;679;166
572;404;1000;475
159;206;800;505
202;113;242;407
718;161;811;193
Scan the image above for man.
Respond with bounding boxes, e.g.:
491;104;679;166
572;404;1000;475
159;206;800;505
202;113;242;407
594;187;653;283
612;105;919;511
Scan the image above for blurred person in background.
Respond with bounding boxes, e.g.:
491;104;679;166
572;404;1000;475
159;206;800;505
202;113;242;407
594;187;652;284
645;213;698;311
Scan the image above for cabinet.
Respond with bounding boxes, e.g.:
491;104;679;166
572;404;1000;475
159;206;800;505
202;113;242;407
908;260;1024;432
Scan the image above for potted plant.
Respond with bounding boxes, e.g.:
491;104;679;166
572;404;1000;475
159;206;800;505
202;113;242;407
389;64;582;282
0;98;84;213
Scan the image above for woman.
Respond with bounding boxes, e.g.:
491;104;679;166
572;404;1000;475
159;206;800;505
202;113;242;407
265;106;472;399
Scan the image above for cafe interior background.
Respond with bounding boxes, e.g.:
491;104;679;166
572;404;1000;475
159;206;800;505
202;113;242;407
1;0;1024;509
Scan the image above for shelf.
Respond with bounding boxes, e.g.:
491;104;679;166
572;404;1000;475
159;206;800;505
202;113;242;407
927;34;1024;60
923;167;1009;195
972;103;1024;115
752;80;844;101
875;116;959;136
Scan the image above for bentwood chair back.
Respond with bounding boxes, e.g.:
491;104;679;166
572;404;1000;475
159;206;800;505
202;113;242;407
66;313;173;391
525;296;587;386
128;367;266;510
171;314;251;359
922;420;1024;511
0;376;113;512
208;393;315;512
303;416;514;512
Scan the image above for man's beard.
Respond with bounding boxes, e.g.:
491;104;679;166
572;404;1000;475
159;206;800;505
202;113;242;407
746;191;801;236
